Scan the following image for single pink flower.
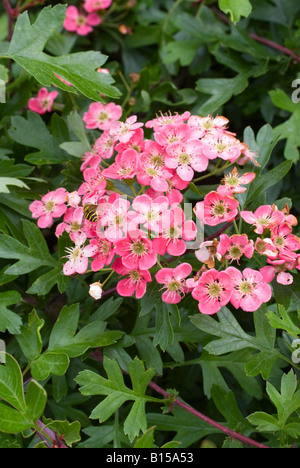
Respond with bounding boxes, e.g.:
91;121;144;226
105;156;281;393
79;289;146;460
28;88;58;115
217;234;254;263
115;128;145;155
192;269;233;315
131;194;169;234
63;235;97;276
93;131;117;160
270;223;300;254
226;267;272;312
64;6;101;35
155;263;192;304
153;123;197;148
109;115;144;143
200;129;246;162
112;257;152;299
80;150;101;172
145;111;191;131
29;188;67;229
77;167;107;204
217;167;256;196
165;139;209;182
194;192;239;227
83;102;122;130
114;229;157;270
102;149;138;180
187;114;229;138
240;205;285;234
55;206;85;242
83;0;112;13
152;206;197;256
84;233;115;271
254;238;278;260
97;195;131;242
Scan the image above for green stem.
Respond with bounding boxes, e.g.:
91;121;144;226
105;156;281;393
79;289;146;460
193;160;232;184
101;270;115;288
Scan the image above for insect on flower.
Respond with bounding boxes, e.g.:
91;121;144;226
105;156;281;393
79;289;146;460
83;203;99;223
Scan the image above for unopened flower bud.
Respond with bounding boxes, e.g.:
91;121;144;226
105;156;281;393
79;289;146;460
89;282;103;300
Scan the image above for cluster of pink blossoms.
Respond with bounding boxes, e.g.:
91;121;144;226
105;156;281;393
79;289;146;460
29;106;300;315
63;0;112;36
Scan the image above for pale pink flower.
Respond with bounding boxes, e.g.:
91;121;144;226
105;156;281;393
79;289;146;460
145;111;191;131
83;102;122;130
93;131;117;160
152;206;196;256
226;267;272;312
109;116;144;143
83;0;112;13
155;263;192;304
66;191;81;208
102;149;138;180
194;192;239;227
240;205;285;235
165;139;209;182
217;234;254;264
114;230;157;270
237;146;260;167
29;188;67;229
112;258;152;299
217;167;256;196
187;114;229;138
154;123;196;148
192;269;233;315
63;235;97;276
195;239;222;268
131;194;169;234
78;167;107;204
28;88;58;115
200;129;246;162
80;150;101;172
63;6;101;35
97;195;131;242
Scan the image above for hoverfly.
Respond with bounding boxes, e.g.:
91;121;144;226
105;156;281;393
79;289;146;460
83;203;99;223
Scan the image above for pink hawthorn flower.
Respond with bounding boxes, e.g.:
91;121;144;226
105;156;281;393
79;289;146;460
97;195;131;242
217;234;254;264
187;114;229;138
240;205;285;234
155;263;192;304
226;267;272;312
80;150;101;172
217;167;256;196
115;128;145;155
165;139;209;182
29;188;67;229
78;167;107;205
82;102;122;130
145;111;191;131
63;6;101;35
83;233;115;271
93;131;117;160
191;269;233;315
55;207;85;242
154;123;197;148
114;229;157;270
112;258;152;299
200;129;246;162
109;116;144;143
83;0;112;13
131;194;169;234
28;88;58;115
152;206;197;256
102;149;138;180
63;234;97;276
194;192;239;227
270;223;300;255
